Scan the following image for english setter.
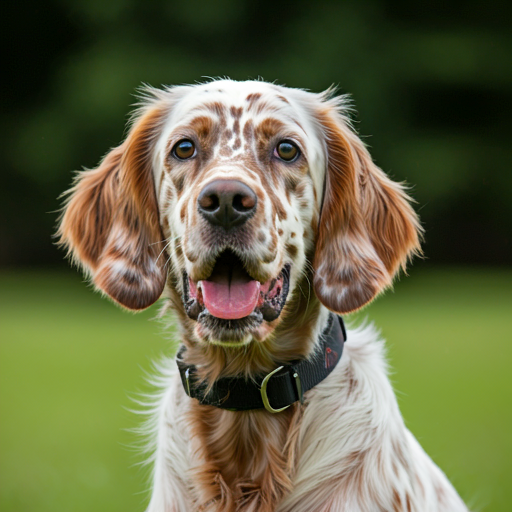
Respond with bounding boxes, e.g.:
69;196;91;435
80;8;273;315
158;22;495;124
59;80;468;511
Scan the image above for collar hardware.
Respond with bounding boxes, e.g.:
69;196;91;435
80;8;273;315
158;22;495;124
261;366;292;413
293;371;304;405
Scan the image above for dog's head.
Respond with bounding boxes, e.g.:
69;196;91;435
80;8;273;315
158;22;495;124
59;80;421;349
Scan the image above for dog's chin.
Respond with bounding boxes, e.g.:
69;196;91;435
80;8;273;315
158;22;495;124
195;312;263;347
182;250;290;347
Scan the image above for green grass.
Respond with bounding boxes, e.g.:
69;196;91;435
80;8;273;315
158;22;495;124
1;267;511;511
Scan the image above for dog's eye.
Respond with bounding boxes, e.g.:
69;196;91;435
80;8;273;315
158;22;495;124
275;141;299;162
173;139;196;160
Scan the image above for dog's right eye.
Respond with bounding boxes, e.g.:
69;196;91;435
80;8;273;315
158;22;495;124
172;139;196;160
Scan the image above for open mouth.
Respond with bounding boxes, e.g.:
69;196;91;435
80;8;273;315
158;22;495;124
183;250;290;329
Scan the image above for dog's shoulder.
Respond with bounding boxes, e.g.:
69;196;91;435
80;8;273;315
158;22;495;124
301;322;396;441
279;324;468;512
145;356;195;512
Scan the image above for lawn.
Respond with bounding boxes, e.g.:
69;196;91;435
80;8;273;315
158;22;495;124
1;267;511;511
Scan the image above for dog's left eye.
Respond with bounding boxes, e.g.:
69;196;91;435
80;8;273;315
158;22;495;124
274;141;300;162
172;139;196;160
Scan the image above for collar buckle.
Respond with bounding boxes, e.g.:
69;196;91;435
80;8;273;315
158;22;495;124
260;366;289;413
260;366;303;413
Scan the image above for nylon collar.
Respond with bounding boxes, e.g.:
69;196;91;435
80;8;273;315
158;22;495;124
176;313;346;413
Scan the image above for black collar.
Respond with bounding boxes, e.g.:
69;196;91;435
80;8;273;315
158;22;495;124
176;314;346;413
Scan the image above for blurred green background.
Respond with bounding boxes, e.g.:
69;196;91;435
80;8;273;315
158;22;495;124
1;0;511;511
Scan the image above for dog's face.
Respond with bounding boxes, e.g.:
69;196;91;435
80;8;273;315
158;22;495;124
155;82;325;345
59;80;421;348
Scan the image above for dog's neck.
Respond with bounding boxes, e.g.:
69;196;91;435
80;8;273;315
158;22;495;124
168;272;330;385
176;295;330;512
177;311;345;412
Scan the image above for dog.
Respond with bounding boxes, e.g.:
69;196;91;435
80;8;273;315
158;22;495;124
58;79;468;511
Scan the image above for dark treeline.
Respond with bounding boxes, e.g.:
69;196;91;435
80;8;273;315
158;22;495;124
1;0;511;267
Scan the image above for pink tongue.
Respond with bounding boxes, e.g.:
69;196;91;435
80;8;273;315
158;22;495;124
201;279;261;319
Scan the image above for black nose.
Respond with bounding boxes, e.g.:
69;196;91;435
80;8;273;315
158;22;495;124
197;179;257;230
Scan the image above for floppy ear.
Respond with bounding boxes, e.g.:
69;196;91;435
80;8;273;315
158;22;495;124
313;100;422;314
58;103;169;310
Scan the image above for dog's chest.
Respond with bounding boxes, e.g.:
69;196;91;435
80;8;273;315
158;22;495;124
183;401;299;511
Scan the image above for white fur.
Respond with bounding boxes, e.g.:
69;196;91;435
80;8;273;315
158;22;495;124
145;322;467;512
136;80;469;511
60;79;467;511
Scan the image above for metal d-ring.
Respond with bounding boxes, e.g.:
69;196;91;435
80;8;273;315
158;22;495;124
260;366;291;413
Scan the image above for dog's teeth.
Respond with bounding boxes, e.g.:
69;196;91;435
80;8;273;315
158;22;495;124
197;280;203;291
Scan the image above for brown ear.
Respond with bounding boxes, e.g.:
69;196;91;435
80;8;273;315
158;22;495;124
313;101;422;314
58;103;169;310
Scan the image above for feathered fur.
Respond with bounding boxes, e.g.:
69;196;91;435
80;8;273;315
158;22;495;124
58;79;467;512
